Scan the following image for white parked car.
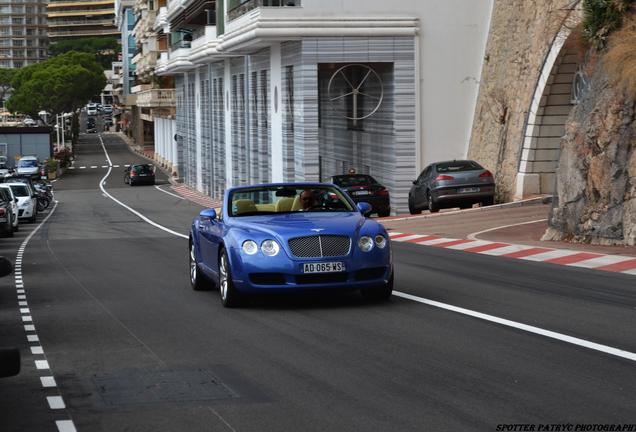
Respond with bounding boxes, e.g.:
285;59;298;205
0;184;19;232
103;104;113;114
6;182;37;223
16;156;40;177
86;103;98;116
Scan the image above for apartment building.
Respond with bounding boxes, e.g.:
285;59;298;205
0;0;48;69
47;0;118;41
130;0;176;171
154;0;493;212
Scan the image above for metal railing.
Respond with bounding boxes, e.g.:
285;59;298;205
227;0;300;21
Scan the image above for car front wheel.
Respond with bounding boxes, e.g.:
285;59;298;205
189;242;210;291
427;192;439;213
219;249;242;308
408;197;421;215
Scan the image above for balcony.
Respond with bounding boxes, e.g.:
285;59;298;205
135;88;176;108
227;0;300;21
153;6;168;31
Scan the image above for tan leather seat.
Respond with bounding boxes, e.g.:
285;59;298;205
291;195;302;211
276;197;294;212
234;199;257;215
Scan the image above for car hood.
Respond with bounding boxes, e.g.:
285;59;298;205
229;212;367;240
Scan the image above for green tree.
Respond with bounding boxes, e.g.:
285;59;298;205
0;68;14;107
6;51;106;143
49;37;120;69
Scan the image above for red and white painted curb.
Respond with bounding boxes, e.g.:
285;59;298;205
388;232;636;276
170;185;221;209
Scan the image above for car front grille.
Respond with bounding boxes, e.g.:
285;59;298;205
288;235;351;258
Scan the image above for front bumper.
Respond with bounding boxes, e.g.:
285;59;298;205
229;245;392;293
18;207;34;218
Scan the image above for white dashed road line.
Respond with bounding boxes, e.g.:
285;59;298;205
14;200;77;431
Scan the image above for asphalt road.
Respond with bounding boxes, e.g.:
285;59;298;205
1;133;635;432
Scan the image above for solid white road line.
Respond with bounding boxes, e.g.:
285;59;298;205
98;136;188;239
393;291;636;363
154;185;185;200
466;218;548;240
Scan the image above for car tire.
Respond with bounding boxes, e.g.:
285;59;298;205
378;209;390;218
408;197;421;215
219;249;243;308
361;272;393;302
6;219;13;237
189;242;211;291
427;192;439;213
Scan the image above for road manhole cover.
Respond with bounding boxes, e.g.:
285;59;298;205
93;368;239;407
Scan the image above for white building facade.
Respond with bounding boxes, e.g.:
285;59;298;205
156;0;494;213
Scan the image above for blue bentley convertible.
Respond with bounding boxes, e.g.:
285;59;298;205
189;183;393;307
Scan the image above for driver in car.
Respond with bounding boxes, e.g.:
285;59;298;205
300;190;317;211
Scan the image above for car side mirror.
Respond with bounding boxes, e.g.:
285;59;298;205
412;180;417;185
0;348;20;378
199;208;217;222
357;202;372;217
14;198;18;203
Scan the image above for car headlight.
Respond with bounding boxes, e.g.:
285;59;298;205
358;236;374;252
261;240;280;256
374;235;387;249
242;240;258;255
19;202;29;209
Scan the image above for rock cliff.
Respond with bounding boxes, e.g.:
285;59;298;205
543;57;636;245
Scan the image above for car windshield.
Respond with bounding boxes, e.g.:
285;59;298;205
18;160;38;168
436;161;483;173
228;185;355;217
9;185;29;197
332;175;379;187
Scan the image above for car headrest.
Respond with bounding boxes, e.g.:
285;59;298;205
276;197;294;212
234;199;257;215
291;195;302;211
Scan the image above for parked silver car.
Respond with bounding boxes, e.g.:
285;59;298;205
408;160;495;214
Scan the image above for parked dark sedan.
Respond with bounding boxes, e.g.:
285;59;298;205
124;164;155;186
408;160;495;214
331;174;391;217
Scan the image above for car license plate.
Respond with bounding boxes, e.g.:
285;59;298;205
354;190;370;196
458;187;479;193
303;262;345;273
